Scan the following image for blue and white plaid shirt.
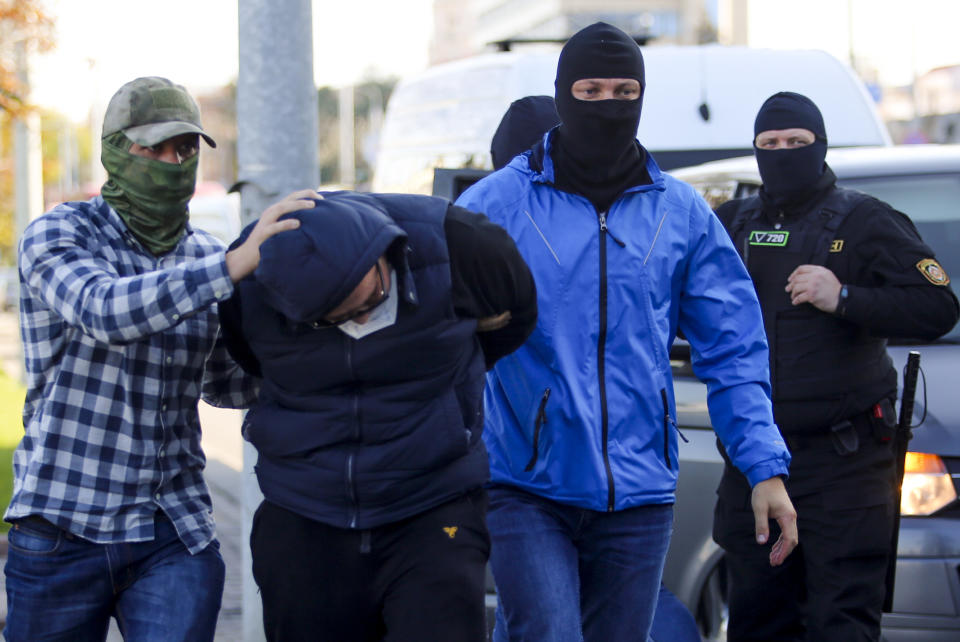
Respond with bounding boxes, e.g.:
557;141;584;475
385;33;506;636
7;196;258;554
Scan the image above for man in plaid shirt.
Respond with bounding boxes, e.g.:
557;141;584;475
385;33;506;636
3;77;319;641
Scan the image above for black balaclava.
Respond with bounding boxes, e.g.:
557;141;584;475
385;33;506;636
754;91;829;207
552;22;649;212
491;95;560;171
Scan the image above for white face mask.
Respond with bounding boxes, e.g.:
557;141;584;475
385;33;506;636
338;267;399;340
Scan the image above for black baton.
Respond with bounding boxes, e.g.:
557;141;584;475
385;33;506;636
883;350;921;613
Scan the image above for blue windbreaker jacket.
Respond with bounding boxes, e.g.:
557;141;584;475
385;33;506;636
456;133;790;510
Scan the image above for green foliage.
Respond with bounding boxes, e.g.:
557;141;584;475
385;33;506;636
0;367;24;534
0;109;93;267
39;110;95;204
317;78;396;187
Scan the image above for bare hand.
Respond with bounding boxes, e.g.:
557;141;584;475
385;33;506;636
477;310;512;332
225;190;322;282
785;264;842;312
751;476;798;566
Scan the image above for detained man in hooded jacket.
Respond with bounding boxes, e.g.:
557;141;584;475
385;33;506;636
219;191;536;641
456;22;798;641
712;92;959;642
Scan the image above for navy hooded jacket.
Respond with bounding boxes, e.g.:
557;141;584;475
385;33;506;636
221;192;535;528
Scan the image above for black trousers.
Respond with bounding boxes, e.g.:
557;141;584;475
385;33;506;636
250;490;490;642
713;414;896;642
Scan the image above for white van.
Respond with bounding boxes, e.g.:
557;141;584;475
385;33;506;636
188;185;242;245
372;44;891;195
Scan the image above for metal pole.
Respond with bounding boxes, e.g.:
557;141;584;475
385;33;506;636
236;1;319;639
339;84;356;188
13;41;44;238
12;41;43;384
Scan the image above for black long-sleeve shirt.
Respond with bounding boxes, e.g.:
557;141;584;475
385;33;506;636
444;204;537;367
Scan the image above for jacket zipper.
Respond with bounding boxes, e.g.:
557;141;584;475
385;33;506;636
346;452;358;528
598;211;620;511
347;389;361;527
345;334;360;528
659;388;688;470
524;388;551;471
660;389;673;469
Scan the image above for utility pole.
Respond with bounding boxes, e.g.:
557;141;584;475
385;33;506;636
339;84;356;188
236;1;319;639
13;41;44;248
12;41;43;384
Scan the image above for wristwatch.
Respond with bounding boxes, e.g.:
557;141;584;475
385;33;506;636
836;284;849;317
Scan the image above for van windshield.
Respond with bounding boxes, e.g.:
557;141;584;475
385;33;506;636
840;173;960;341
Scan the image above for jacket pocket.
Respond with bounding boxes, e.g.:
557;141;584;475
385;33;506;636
9;519;65;556
659;388;688;470
523;388;551;471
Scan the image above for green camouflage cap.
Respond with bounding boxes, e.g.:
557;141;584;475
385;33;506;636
102;76;216;148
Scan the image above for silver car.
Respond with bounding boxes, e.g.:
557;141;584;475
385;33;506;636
669;145;960;641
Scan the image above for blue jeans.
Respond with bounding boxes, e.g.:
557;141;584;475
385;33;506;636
487;484;673;642
3;513;225;642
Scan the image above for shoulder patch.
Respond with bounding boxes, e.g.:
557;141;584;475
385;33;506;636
916;259;950;286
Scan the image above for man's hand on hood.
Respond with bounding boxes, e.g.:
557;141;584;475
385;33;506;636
226;190;321;283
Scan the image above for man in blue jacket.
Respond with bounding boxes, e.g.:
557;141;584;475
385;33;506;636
220;191;536;641
487;93;702;642
456;22;798;641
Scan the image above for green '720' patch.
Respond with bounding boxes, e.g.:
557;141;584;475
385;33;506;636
748;230;790;247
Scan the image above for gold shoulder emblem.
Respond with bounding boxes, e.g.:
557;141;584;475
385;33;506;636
916;258;950;285
830;240;844;253
442;526;458;539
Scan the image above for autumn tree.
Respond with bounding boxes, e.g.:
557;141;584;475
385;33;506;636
0;0;54;114
0;0;55;263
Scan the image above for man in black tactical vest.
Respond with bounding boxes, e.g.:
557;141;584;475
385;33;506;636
711;91;959;642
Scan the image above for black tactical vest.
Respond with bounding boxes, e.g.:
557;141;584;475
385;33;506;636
726;187;896;435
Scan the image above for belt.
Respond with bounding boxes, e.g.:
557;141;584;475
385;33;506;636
783;408;876;453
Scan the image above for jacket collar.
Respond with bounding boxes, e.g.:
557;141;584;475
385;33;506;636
527;130;666;196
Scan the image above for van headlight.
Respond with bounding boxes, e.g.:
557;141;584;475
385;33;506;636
900;452;958;516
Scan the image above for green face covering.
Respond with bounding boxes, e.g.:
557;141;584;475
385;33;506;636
100;133;198;256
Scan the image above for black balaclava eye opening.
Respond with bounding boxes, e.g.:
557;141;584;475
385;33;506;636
551;22;649;213
753;91;829;207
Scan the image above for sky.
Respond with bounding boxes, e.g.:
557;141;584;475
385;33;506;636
26;0;960;124
29;0;435;122
746;0;960;90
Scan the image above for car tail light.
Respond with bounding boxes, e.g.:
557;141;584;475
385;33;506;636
900;452;958;516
